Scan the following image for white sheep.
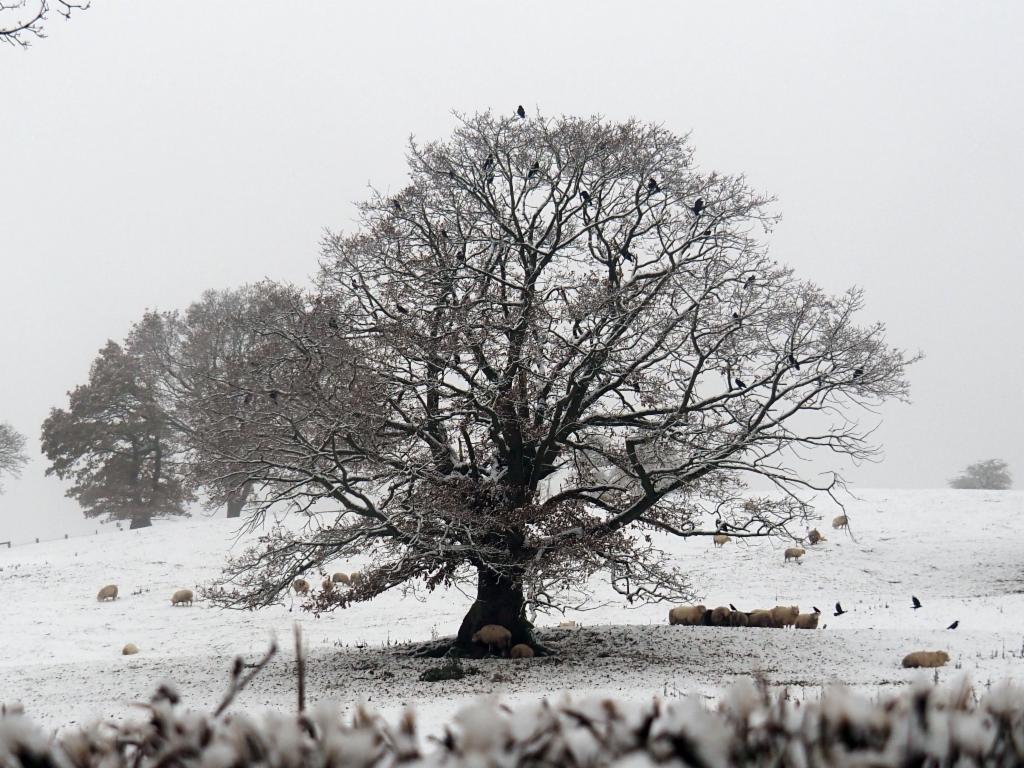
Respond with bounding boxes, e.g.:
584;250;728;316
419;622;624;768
902;650;950;668
292;578;310;594
668;605;706;626
784;547;806;563
471;624;512;655
97;584;118;602
713;534;731;548
832;515;849;530
510;643;534;659
171;588;193;606
794;611;820;629
770;605;800;627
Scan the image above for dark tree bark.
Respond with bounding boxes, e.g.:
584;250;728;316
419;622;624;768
454;567;539;656
225;481;253;519
129;514;152;529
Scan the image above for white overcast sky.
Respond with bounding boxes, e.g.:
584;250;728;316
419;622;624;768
1;1;1021;543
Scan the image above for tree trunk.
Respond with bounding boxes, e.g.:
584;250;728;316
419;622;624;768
225;481;253;519
129;514;152;529
453;566;539;656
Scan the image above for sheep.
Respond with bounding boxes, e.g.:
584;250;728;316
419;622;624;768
807;528;825;545
784;547;806;563
349;571;363;586
832;515;849;530
708;606;732;626
510;643;534;659
471;624;512;656
743;499;757;512
902;650;950;669
713;534;731;548
292;578;310;594
668;605;706;626
171;588;194;606
122;643;139;655
321;577;334;592
558;620;578;629
770;605;800;628
728;610;749;627
332;572;350;584
97;584;118;602
747;609;775;628
794;611;820;629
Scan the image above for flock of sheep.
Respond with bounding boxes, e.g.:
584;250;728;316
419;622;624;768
96;583;195;656
291;570;363;594
669;513;952;669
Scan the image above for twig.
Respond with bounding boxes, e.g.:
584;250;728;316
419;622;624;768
213;638;277;717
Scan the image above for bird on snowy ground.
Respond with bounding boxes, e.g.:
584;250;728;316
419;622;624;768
947;620;959;630
912;595;922;610
834;602;847;616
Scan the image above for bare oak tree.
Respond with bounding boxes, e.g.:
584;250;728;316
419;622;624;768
182;112;918;654
0;0;87;47
0;421;28;493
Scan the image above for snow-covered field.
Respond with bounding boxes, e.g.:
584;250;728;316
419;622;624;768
1;488;1022;737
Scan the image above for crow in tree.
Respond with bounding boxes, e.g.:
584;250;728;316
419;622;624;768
853;368;864;378
485;173;495;185
703;226;713;236
834;602;847;616
269;390;279;405
692;198;705;216
580;190;591;205
397;304;409;314
527;161;540;179
392;199;402;212
620;247;634;262
735;378;746;389
911;595;922;610
351;279;359;290
789;353;800;370
328;316;338;329
483;154;495;171
647;177;660;193
947;620;959;630
744;275;756;290
439;226;448;240
243;393;252;406
516;104;526;119
732;311;741;321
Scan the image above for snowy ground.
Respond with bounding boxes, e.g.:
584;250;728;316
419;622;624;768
1;488;1022;737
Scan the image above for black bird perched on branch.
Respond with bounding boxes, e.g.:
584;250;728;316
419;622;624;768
485;173;495;185
516;104;526;119
834;602;847;616
744;275;756;290
269;390;279;405
734;378;746;389
396;304;408;314
620;247;634;262
912;595;922;610
647;177;660;193
732;311;741;321
351;279;359;290
580;190;591;205
692;198;705;216
328;316;338;330
789;353;800;370
483;154;495;172
392;199;401;212
947;620;959;630
527;161;540;180
853;368;864;379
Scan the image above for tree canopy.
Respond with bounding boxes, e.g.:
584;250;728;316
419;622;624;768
0;0;87;47
171;111;917;652
949;459;1012;491
0;421;28;493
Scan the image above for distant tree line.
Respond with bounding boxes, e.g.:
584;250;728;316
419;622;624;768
948;459;1012;491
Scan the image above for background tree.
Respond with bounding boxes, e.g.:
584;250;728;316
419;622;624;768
948;459;1012;490
0;0;87;47
41;340;192;528
183;111;918;653
0;421;28;493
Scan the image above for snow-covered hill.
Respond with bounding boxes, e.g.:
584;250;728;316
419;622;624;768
1;488;1022;733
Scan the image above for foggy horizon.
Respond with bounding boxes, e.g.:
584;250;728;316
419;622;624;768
2;1;1022;544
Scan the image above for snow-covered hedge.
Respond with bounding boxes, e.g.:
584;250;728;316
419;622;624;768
2;678;1023;767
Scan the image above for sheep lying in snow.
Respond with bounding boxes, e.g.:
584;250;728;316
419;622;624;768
668;605;706;626
784;547;806;563
794;610;820;629
171;588;193;606
122;643;139;655
558;620;578;629
97;584;118;602
729;610;749;627
770;605;800;628
747;609;775;628
902;650;950;669
807;528;825;545
713;534;731;548
832;515;849;530
332;572;350;584
510;644;534;659
706;606;732;626
292;578;310;594
471;624;512;655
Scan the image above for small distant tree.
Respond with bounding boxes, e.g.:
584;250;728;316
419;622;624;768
0;0;88;47
949;459;1012;490
41;340;192;528
179;111;919;654
0;421;28;493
